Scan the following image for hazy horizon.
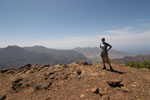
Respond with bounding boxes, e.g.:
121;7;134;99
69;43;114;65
0;45;149;55
0;0;150;54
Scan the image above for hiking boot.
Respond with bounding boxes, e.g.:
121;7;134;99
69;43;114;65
110;67;114;71
102;66;106;70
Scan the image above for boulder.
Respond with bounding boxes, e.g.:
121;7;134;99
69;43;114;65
79;60;89;65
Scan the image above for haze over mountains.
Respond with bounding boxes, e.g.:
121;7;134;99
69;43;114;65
0;46;90;69
0;45;150;70
73;47;129;63
112;55;150;63
0;46;129;69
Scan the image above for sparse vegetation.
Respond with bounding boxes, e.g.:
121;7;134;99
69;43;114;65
127;61;150;70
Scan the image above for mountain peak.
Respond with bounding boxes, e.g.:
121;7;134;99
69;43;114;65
1;45;25;53
0;46;91;69
29;45;48;49
0;62;149;100
5;45;22;49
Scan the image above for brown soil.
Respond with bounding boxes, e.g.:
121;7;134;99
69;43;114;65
0;62;150;100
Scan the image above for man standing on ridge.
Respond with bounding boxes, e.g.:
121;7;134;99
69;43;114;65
100;38;114;71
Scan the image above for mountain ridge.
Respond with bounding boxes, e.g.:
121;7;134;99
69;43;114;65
0;46;90;69
112;55;150;63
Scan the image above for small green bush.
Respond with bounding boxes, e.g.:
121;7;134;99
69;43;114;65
127;60;150;70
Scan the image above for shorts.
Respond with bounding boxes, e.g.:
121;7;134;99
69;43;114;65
101;52;110;63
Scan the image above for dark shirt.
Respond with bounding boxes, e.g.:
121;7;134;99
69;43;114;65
100;42;111;53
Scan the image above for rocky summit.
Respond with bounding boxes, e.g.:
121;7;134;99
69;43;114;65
0;62;150;100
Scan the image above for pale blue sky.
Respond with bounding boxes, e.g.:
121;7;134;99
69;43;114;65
0;0;150;54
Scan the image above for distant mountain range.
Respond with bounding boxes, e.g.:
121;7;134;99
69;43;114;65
0;46;90;69
73;47;129;62
1;45;147;69
112;55;150;63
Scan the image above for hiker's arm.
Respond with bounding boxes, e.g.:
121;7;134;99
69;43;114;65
107;44;112;51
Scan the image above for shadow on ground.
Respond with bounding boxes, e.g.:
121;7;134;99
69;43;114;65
106;69;126;74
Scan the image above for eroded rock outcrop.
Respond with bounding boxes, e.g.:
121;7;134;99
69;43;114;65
0;62;150;100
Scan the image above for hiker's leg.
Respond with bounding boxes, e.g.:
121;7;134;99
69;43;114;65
101;57;106;69
101;53;106;69
107;61;113;70
106;54;114;70
102;60;106;69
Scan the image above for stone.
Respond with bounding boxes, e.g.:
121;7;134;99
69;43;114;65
120;87;129;92
79;60;89;65
91;88;103;96
34;85;42;91
11;78;24;90
77;70;82;75
0;95;6;100
0;70;9;73
13;78;23;84
107;80;124;88
44;82;53;90
80;94;85;98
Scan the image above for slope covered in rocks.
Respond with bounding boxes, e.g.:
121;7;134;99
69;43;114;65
0;62;150;100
